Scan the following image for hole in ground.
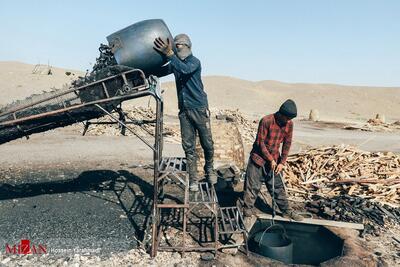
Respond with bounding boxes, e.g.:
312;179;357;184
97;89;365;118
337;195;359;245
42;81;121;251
249;219;344;266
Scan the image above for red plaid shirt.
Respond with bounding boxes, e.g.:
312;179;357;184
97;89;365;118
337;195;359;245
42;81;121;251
250;113;293;167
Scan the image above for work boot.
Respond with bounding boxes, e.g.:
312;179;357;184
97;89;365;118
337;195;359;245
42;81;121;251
282;209;304;221
243;207;256;218
189;180;199;192
206;171;218;185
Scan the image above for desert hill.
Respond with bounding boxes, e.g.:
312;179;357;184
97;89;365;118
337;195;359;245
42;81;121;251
0;61;399;123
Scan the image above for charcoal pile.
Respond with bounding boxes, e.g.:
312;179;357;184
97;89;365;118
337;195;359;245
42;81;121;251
306;195;400;235
92;44;118;72
71;65;132;88
72;44;122;88
284;145;400;206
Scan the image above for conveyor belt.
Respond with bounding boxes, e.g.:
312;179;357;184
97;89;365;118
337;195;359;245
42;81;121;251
0;67;159;145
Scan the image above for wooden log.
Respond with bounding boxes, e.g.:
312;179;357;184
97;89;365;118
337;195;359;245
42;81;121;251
329;178;400;185
256;213;364;230
301;178;329;185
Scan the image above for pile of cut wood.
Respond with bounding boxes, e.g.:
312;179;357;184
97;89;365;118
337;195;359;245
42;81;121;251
214;109;258;144
284;145;400;206
83;106;179;139
344;121;400;132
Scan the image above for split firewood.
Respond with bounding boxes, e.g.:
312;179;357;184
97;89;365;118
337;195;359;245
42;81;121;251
283;145;400;206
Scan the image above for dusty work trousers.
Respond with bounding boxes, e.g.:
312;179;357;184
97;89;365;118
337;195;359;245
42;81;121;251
178;107;214;182
243;158;289;213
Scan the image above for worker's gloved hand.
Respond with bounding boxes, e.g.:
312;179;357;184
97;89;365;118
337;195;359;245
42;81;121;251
275;163;284;174
270;160;277;171
154;37;174;57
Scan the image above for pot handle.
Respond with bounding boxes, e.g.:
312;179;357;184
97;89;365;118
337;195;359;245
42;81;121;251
258;224;289;247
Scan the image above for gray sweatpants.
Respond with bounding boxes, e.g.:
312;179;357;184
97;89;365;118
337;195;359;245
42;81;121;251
243;158;289;213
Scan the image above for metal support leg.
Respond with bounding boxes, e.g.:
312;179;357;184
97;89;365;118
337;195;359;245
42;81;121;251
151;95;163;257
115;106;126;135
94;104;155;151
82;121;90;136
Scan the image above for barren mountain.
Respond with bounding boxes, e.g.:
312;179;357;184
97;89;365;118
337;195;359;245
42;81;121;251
1;61;399;123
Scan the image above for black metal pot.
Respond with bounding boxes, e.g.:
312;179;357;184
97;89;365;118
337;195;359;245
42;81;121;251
107;19;174;76
253;224;293;264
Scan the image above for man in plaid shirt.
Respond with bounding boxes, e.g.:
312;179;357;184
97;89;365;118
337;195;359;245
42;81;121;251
243;99;303;221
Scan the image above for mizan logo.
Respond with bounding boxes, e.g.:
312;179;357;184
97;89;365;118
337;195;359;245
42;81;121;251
5;239;47;254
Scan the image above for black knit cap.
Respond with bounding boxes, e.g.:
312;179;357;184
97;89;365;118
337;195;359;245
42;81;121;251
279;99;297;119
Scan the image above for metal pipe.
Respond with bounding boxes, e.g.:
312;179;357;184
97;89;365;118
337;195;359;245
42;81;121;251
158;246;218;251
156;204;189;208
94;104;155;152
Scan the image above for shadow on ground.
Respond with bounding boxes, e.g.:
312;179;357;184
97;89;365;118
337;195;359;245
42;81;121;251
0;169;157;242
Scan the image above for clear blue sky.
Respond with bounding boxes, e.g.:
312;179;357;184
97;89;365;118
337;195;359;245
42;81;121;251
0;0;399;86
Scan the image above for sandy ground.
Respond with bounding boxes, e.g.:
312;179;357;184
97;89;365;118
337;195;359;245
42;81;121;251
0;61;83;109
0;120;399;168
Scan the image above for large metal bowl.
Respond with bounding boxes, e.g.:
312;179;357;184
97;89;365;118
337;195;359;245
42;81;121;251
107;19;174;76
